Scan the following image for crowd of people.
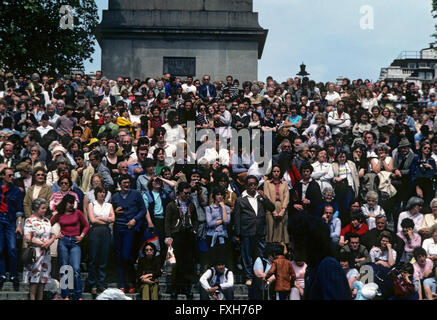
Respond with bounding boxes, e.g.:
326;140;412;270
0;69;436;300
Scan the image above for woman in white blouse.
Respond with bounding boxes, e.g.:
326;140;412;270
87;185;115;294
331;151;360;224
361;89;378;110
311;148;334;192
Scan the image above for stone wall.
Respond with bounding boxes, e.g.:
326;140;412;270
101;38;258;82
108;0;253;12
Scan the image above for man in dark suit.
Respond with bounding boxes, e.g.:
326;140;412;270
234;175;275;286
292;162;323;217
198;75;217;102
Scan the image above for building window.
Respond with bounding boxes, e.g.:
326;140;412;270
408;62;417;69
418;62;428;68
163;57;196;77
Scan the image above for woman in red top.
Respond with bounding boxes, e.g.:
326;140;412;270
339;210;369;247
51;194;89;300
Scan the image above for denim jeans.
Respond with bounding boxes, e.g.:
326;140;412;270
58;236;82;299
87;225;111;290
0;214;18;281
241;235;266;282
113;226;135;289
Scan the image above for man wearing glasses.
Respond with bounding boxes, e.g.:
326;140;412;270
165;182;198;299
234;175;275;286
199;75;217;103
0;167;24;291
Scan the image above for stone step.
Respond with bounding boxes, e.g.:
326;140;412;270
1;282;249;294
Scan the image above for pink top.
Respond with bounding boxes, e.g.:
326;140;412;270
291;261;307;288
50;210;89;237
397;232;422;253
413;258;433;280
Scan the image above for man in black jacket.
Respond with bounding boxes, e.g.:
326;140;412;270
292;162;323;217
165;182;198;299
234;175;275;286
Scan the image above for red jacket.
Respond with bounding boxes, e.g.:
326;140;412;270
340;223;369;237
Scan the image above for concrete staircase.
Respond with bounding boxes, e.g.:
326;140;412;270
0;266;250;300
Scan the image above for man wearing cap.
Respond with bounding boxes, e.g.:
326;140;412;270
392;137;415;203
54;105;77;136
0;167;24;291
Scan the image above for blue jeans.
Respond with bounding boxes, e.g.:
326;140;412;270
114;226;135;289
241;235;266;282
0;215;18;281
58;236;82;299
87;225;111;290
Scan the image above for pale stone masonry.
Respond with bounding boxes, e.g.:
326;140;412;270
96;0;268;82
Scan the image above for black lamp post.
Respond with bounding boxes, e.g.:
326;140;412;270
297;62;310;77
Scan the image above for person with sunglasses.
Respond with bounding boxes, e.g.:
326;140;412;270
0;167;24;291
165;182;198;299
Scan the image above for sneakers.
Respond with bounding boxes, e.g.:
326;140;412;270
245;280;252;286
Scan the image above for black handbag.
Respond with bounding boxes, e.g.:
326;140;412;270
21;247;36;266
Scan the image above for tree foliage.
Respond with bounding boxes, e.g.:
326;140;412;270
0;0;98;76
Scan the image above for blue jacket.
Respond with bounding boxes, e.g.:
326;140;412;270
144;189;171;220
0;182;24;222
198;84;217;100
112;190;146;231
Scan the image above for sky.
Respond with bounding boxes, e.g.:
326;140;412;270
84;0;436;83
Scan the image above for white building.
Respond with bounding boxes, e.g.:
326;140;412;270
378;44;437;86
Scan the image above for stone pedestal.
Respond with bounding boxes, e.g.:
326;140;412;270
96;0;268;82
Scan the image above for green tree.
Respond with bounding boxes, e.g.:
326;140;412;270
0;0;98;76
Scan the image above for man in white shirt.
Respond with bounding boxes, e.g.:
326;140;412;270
234;176;275;286
36;114;54;138
181;76;197;98
199;260;234;300
326;83;341;105
327;100;351;135
161;110;186;149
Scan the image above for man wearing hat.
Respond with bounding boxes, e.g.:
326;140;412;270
392;138;416;214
